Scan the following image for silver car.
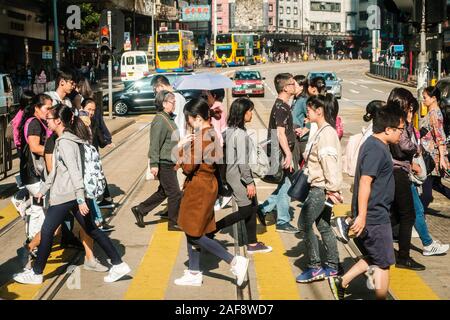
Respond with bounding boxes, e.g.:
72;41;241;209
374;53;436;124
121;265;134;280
306;71;342;99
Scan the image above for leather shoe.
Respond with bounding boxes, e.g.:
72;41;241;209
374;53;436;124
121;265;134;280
131;206;145;228
168;222;182;232
395;257;426;271
256;206;267;226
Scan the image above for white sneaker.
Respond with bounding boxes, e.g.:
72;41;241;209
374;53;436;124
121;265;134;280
423;240;449;256
230;256;249;286
174;270;203;287
11;195;29;219
84;257;109;272
103;262;131;283
13;268;43;285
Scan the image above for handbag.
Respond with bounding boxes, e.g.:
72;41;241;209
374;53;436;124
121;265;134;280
410;154;427;185
421;146;436;175
260;141;284;184
288;125;330;202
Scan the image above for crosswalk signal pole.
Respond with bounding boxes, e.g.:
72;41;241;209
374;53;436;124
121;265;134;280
107;11;113;120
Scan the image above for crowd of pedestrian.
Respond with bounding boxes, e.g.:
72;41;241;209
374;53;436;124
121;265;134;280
10;67;130;285
8;66;449;300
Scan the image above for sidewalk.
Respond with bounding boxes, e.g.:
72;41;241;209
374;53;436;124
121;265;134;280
0;116;135;199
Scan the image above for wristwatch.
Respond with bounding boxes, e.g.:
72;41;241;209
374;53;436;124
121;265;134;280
77;198;85;205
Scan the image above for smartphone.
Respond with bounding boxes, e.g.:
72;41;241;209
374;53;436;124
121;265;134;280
33;196;44;207
324;198;334;208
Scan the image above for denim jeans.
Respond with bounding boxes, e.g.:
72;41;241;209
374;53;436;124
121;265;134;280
298;187;339;270
411;184;433;247
259;174;292;225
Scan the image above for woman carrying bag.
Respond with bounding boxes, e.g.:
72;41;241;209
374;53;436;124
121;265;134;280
295;94;343;283
214;98;272;254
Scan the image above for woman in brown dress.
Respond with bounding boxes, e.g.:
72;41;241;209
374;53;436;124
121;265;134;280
174;98;249;287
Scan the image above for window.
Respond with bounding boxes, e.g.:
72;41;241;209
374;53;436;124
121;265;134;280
330;23;340;32
280;6;284;14
294;7;298;15
279;19;284;27
269;17;273;25
135;55;147;65
217;4;222;12
287;20;291;28
287;7;291;14
269;4;273;12
294;20;298;28
217;17;223;25
359;11;368;20
310;1;341;12
310;22;341;32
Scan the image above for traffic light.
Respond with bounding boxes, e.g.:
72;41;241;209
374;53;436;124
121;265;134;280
100;26;111;56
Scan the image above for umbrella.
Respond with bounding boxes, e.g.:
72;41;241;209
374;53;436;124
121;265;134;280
173;72;234;91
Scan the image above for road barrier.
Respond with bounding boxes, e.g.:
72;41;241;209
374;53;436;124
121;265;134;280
370;62;409;83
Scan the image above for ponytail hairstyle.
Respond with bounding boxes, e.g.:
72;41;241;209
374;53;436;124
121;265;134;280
306;94;338;128
227;97;254;129
184;98;210;125
363;100;385;122
19;93;52;148
48;103;92;142
424;86;441;106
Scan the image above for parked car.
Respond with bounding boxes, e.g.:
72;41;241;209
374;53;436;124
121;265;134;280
120;50;150;83
306;71;342;99
103;72;201;115
231;70;265;97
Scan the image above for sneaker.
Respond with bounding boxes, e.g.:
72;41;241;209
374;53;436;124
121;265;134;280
230;256;249;286
103;262;131;283
323;266;338;278
335;217;350;243
174;270;203;287
328;276;346;300
296;267;326;283
98;222;115;232
423;240;449;256
84;257;109;272
97;199;116;209
131;206;145;228
256;206;267;226
276;222;299;234
247;242;272;254
13;268;43;285
395;257;426;271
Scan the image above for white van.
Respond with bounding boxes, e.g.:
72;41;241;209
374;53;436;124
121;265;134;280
120;51;150;82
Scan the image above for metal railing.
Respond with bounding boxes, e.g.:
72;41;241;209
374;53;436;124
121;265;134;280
370;62;409;83
0;111;12;179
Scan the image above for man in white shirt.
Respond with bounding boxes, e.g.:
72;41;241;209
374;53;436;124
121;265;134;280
45;68;75;111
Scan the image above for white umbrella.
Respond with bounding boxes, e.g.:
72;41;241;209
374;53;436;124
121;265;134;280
173;72;234;91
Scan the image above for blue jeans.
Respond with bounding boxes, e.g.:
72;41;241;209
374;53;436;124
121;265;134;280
411;184;433;247
92;199;103;225
259;175;292;225
298;187;339;269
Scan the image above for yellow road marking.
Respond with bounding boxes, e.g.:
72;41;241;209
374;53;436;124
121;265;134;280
252;224;301;300
0;245;77;300
389;266;440;300
124;221;183;300
333;204;351;218
0;203;19;230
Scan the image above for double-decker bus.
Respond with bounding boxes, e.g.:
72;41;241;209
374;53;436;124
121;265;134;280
155;30;194;73
252;34;261;63
215;33;237;67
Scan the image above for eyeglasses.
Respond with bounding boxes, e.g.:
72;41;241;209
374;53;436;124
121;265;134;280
395;126;405;133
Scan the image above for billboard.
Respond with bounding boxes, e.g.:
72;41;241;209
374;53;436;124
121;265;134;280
182;5;211;22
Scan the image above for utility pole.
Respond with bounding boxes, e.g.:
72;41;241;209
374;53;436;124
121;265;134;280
52;0;60;69
107;11;113;120
437;23;442;80
151;1;156;68
213;0;217;63
417;0;428;116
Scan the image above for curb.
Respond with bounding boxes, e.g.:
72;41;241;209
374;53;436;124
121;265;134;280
108;118;136;136
365;72;416;88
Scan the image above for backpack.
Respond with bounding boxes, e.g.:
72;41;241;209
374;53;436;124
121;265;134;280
78;143;106;199
342;132;364;177
248;133;270;178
